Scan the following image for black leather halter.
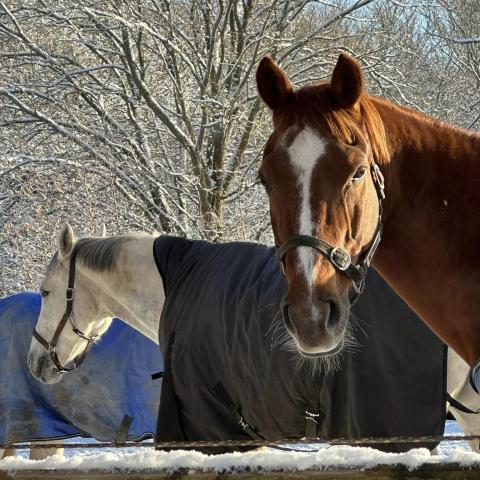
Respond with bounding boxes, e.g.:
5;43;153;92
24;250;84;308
276;162;385;305
33;250;99;374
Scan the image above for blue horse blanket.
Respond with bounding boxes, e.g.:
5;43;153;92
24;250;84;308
0;292;162;445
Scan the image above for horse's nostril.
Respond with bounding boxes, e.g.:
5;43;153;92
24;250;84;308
37;355;49;372
28;354;47;378
282;301;293;332
326;301;340;330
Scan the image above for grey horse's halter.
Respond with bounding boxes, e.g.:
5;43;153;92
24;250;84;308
33;250;99;373
276;162;385;305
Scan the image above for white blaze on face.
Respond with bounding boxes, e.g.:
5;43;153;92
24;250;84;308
287;127;326;286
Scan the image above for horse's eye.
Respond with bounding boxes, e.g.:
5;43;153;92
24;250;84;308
352;165;367;182
258;174;271;193
40;289;49;298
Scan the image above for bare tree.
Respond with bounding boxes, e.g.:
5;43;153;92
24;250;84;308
1;0;479;296
0;0;373;237
418;0;480;129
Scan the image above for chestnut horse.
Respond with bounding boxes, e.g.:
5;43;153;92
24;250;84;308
256;53;480;391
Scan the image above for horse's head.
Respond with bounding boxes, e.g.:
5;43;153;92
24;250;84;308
256;53;387;357
28;224;114;384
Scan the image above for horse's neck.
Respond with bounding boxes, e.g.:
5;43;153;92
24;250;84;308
93;236;163;344
373;99;480;365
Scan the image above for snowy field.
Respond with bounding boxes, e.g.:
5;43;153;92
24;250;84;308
1;421;479;474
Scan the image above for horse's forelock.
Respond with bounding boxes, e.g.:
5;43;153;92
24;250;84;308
276;84;389;165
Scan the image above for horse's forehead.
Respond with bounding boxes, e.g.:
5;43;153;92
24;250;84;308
262;126;330;183
42;252;61;284
286;127;327;173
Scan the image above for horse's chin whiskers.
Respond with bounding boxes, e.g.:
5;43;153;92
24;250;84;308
266;310;282;336
271;317;357;376
269;310;290;349
274;330;294;350
293;344;345;377
348;309;370;338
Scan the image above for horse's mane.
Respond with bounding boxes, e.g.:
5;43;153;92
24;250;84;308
372;94;480;140
277;83;390;165
73;236;131;272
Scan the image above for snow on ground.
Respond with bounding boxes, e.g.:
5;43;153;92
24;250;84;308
1;421;479;474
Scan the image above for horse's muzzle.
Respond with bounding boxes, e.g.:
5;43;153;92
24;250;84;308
27;353;63;384
281;298;346;357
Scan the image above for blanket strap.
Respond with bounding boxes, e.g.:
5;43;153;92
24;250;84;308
212;383;264;441
212;382;319;453
446;393;480;415
304;407;320;439
115;414;133;444
155;332;187;447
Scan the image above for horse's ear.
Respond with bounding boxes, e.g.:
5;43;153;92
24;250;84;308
95;223;107;237
256;55;293;111
57;223;76;260
330;53;364;109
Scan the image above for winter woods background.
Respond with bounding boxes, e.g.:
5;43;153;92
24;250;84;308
0;0;479;295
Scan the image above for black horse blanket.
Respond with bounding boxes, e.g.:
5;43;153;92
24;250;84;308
154;236;446;453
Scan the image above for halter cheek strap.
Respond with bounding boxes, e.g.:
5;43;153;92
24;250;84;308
276;162;385;305
33;250;99;374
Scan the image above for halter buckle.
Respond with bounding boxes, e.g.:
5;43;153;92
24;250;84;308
66;288;75;301
330;247;351;271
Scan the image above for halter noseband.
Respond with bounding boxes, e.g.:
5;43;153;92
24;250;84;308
33;250;99;374
276;162;385;305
